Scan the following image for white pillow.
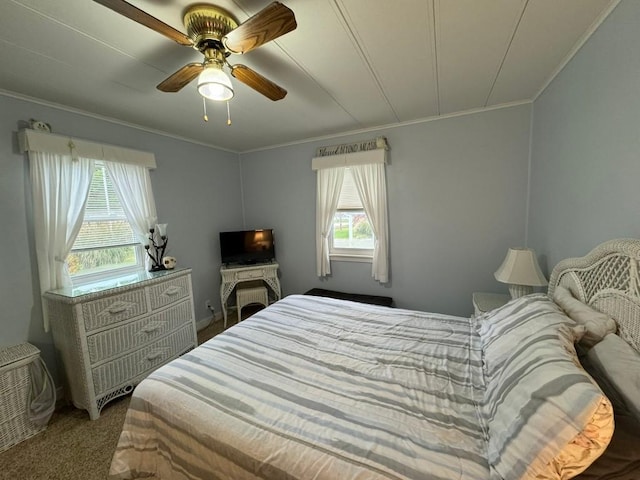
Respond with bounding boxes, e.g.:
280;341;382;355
553;286;617;347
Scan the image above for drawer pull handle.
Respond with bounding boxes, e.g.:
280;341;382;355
141;324;161;334
108;304;128;314
146;352;163;361
165;286;181;296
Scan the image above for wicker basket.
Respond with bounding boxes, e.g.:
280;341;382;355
0;343;47;452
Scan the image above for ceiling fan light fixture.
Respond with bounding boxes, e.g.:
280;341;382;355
94;1;295;101
197;64;234;101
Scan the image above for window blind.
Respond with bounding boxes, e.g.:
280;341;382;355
71;163;137;251
337;169;362;210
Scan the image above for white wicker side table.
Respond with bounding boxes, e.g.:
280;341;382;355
472;292;510;316
220;262;280;327
236;283;269;322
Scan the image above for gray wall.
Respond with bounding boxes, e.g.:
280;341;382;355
0;94;242;383
528;0;640;271
240;104;532;316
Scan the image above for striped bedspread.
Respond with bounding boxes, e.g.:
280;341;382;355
109;294;490;480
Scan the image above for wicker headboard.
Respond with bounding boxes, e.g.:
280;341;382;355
548;238;640;353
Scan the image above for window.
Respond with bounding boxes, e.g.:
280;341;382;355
314;145;389;282
330;168;374;259
24;127;157;331
66;162;143;281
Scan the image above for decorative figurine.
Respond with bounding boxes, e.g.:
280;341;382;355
162;256;177;270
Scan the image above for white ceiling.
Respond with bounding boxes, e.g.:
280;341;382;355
0;0;618;152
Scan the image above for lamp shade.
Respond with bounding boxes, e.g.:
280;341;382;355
197;65;234;101
494;247;548;286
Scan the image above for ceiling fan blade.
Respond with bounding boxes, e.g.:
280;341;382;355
93;0;192;46
223;2;297;54
157;63;204;92
230;64;287;101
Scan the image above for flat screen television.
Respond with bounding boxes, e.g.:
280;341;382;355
219;229;276;265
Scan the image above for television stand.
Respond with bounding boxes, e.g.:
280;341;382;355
220;262;281;328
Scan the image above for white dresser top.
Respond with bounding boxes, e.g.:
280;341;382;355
44;267;191;301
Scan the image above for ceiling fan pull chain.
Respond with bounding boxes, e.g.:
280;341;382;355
203;97;209;122
227;101;232;126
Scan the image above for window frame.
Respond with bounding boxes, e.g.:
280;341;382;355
67;162;144;284
329;203;375;263
67;244;145;285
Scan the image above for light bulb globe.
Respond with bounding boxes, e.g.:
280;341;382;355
197;66;234;101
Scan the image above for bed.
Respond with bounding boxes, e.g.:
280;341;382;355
109;239;640;480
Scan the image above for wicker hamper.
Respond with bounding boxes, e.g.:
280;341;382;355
0;343;48;452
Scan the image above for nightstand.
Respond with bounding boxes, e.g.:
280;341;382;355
472;292;510;316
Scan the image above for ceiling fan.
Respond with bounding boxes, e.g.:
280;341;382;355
93;1;297;103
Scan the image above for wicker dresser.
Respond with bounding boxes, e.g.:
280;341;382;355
44;268;197;420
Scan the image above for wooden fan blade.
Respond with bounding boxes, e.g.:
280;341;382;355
93;0;192;46
230;64;287;101
223;2;297;54
157;63;203;92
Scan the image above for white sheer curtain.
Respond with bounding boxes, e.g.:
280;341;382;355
30;152;95;331
316;167;345;277
104;161;158;270
351;163;389;283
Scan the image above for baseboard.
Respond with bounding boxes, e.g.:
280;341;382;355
196;311;223;331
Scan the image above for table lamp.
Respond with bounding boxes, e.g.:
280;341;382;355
494;247;547;298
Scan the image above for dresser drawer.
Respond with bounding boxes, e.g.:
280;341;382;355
86;299;194;364
91;324;195;396
147;275;191;310
236;268;266;280
81;288;148;332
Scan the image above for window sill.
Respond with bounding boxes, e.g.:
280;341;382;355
330;253;373;263
49;268;186;298
70;265;146;287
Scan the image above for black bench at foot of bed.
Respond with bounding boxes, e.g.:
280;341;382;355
304;288;394;307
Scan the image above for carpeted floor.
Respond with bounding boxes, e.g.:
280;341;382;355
0;309;250;480
0;395;132;480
